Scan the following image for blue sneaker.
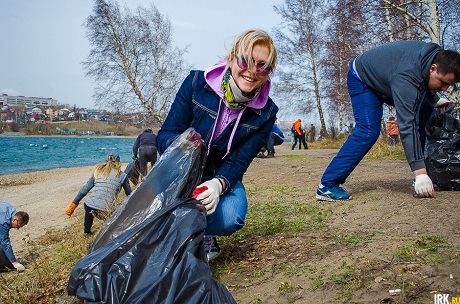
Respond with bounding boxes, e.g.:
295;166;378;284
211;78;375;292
316;184;352;201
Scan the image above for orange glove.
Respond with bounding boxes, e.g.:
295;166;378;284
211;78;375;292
65;202;78;216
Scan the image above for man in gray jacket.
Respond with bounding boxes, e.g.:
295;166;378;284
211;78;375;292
316;40;460;202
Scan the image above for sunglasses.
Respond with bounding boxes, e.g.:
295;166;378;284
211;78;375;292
235;55;272;76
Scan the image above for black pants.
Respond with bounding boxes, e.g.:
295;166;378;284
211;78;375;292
0;248;14;272
84;204;109;234
139;145;158;176
300;134;308;149
267;133;284;154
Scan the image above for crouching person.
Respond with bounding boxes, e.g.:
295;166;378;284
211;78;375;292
157;29;278;260
0;200;29;272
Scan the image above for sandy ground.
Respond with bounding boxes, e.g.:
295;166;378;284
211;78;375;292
0;164;127;255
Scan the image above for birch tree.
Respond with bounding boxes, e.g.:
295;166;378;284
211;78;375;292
273;0;328;135
83;0;190;123
322;0;367;130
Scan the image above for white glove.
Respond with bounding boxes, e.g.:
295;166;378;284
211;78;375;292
13;262;25;272
414;174;434;197
195;178;223;215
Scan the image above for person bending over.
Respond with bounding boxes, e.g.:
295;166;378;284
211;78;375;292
0;200;29;272
133;129;158;177
316;41;460;201
66;152;132;236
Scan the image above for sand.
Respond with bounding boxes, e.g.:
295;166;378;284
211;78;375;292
0;164;130;256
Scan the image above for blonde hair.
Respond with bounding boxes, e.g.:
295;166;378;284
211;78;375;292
94;159;122;180
228;29;277;72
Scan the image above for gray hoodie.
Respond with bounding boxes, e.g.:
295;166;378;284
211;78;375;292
355;40;442;171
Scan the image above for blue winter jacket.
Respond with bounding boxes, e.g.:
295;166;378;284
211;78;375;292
0;200;17;263
157;70;278;193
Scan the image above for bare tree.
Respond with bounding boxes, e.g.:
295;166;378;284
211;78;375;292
273;0;329;135
83;0;190;123
365;0;460;105
322;0;368;130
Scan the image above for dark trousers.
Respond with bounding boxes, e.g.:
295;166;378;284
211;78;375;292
139;145;158;176
267;133;284;154
291;134;302;150
84;204;109;234
0;248;14;272
300;134;308;149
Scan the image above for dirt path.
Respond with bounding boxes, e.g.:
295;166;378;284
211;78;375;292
221;143;460;303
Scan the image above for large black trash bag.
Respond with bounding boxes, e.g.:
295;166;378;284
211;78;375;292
91;128;206;251
67;128;236;304
425;103;460;190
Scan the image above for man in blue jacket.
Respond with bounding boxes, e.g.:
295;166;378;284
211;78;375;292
316;40;460;202
0;200;29;272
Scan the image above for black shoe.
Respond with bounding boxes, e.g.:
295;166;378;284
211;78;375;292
256;152;265;158
267;152;275;158
204;235;221;261
83;232;93;238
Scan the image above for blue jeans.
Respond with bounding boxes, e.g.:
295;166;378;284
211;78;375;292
204;181;247;236
321;61;433;187
388;135;400;146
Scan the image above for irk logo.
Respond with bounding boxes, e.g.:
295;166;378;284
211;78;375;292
434;294;449;304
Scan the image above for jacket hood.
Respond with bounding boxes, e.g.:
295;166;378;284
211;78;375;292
204;57;271;110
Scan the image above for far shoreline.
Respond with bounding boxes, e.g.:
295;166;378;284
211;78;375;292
0;132;136;139
0;162;130;178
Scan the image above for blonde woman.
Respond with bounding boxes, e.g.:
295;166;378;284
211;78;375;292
157;29;278;260
65;152;131;236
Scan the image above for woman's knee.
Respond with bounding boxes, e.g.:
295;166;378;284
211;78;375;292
219;216;245;236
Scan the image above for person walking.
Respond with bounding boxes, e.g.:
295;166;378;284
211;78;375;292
65;152;132;236
157;29;278;260
0;200;29;272
307;124;316;142
132;129;158;177
316;40;460;201
291;119;303;150
386;117;400;146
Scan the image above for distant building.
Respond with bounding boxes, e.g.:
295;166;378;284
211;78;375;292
0;94;58;110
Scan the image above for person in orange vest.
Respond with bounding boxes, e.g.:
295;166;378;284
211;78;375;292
386;116;400;145
291;119;303;150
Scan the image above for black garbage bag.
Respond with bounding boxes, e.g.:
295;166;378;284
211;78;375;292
124;158;140;186
425;103;460;190
67;128;236;304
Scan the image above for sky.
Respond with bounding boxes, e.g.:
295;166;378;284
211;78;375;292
1;0;283;109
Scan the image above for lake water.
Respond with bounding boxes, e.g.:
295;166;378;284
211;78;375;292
0;136;136;175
